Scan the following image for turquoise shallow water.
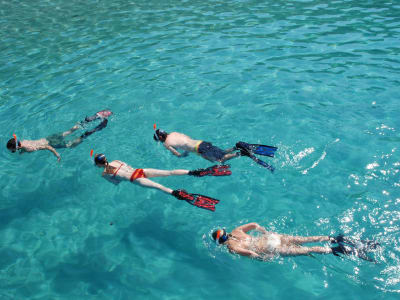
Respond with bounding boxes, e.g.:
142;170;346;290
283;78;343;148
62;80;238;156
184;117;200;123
1;0;400;299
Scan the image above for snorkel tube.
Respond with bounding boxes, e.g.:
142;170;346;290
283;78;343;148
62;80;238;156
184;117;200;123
13;133;19;152
213;229;228;245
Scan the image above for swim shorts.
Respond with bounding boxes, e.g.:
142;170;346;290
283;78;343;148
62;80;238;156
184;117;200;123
130;169;147;182
46;133;67;148
197;141;226;161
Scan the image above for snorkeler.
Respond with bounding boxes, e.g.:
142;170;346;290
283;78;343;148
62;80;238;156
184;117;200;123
93;153;231;211
212;223;379;261
153;128;277;171
6;110;112;162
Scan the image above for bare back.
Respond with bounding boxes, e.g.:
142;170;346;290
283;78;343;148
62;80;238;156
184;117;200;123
164;132;201;152
20;139;50;152
226;225;282;259
103;160;135;184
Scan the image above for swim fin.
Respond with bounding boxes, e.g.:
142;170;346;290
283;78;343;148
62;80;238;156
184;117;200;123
188;165;232;177
238;147;275;172
236;141;277;158
331;234;378;262
84;109;113;123
80;119;108;139
172;189;220;211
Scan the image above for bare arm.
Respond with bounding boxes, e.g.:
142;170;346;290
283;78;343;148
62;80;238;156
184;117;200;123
44;145;61;161
236;222;266;234
230;247;261;259
165;145;184;157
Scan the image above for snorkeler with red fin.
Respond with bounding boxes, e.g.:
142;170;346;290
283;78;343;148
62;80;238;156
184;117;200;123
93;153;223;212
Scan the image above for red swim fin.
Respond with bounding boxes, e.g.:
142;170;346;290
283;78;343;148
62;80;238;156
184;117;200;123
172;190;220;211
188;165;232;177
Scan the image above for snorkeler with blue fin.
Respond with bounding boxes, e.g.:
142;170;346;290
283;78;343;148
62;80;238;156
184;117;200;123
153;127;277;172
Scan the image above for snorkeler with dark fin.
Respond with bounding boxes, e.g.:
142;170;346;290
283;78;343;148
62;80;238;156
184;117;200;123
6;110;112;161
93;153;221;211
212;223;378;261
152;127;277;172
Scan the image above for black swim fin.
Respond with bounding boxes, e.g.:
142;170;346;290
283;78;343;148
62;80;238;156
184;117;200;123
80;119;108;139
236;141;277;157
331;234;378;262
84;109;113;123
172;189;220;211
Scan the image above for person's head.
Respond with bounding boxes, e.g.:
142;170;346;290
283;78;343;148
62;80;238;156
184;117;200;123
6;138;20;153
94;153;107;167
153;129;168;143
212;228;229;245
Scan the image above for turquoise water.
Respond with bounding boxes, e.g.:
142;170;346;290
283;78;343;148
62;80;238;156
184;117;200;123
1;0;400;298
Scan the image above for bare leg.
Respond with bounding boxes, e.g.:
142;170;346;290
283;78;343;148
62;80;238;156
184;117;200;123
61;124;80;137
278;245;332;256
143;169;189;178
65;137;83;148
224;147;237;153
220;152;240;163
134;177;173;194
281;235;331;245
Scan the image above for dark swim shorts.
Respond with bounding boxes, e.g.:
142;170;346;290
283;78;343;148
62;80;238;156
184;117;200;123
197;141;226;161
46;133;68;148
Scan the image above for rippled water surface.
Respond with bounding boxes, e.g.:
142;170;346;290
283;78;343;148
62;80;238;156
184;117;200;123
1;0;400;299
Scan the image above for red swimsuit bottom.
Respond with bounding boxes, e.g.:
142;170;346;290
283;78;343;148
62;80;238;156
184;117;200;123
130;168;146;182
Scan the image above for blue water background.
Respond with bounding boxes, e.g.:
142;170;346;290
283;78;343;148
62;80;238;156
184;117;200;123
1;0;400;299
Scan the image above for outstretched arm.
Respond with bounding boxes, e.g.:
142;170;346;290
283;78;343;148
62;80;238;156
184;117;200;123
236;222;267;234
44;145;61;161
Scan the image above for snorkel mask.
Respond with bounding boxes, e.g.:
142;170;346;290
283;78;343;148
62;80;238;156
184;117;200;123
94;153;107;165
153;129;167;142
214;229;228;245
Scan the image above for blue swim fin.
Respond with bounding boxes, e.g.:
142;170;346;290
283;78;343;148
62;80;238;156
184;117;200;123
238;147;275;173
236;141;277;157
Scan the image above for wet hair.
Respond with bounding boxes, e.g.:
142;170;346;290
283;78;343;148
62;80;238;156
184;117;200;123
94;153;107;165
6;138;20;153
153;129;168;142
212;229;229;245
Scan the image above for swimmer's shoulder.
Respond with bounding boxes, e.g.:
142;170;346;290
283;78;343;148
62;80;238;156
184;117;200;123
109;160;124;166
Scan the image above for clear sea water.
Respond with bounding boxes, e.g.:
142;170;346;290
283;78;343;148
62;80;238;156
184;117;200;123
1;0;400;299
